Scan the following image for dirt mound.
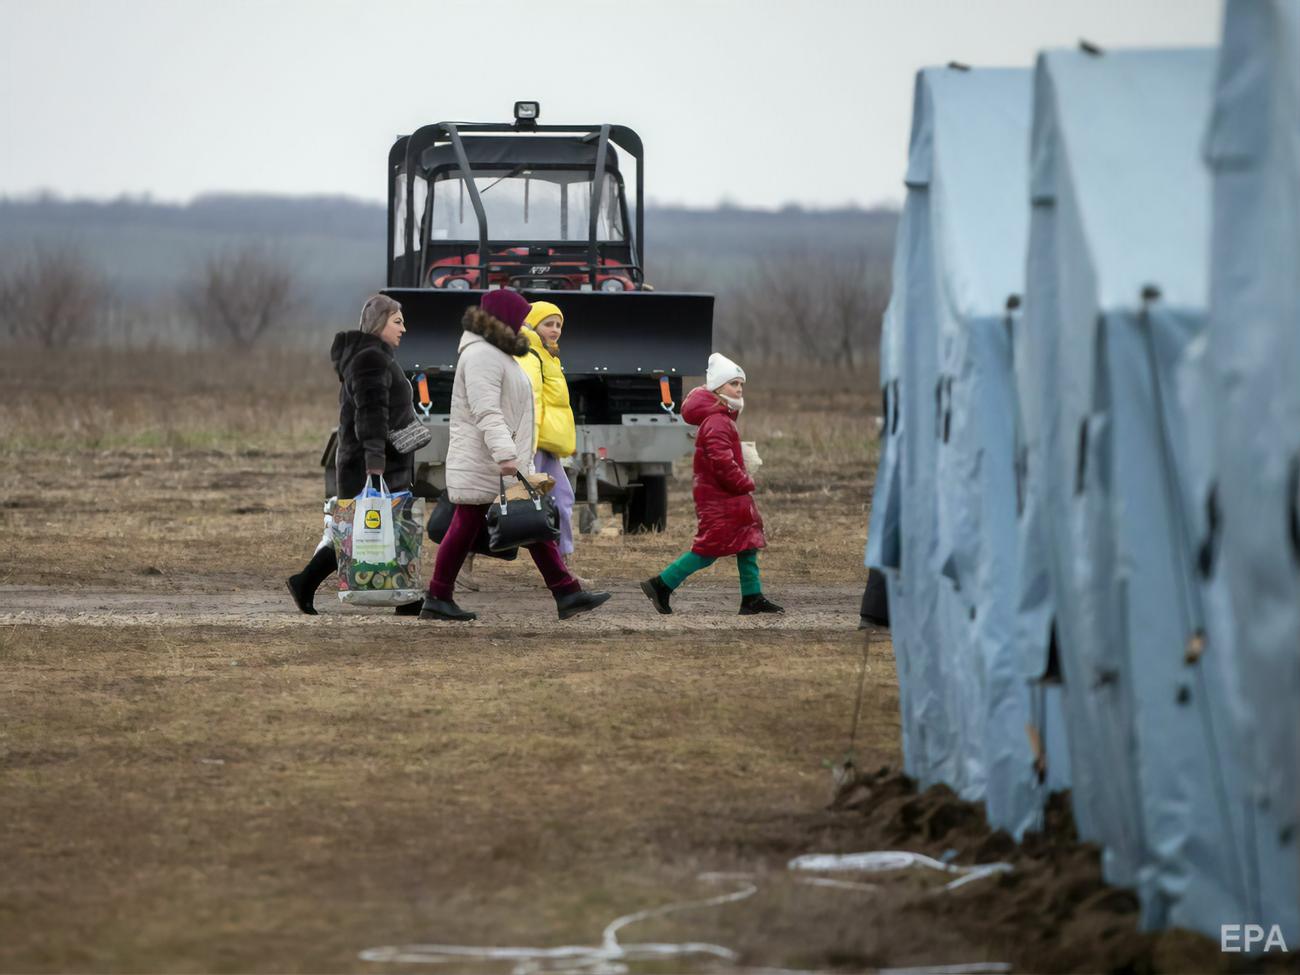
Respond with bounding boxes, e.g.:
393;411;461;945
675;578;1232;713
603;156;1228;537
829;766;1300;974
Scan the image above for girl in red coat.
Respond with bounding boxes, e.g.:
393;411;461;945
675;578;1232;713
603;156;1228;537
641;353;784;615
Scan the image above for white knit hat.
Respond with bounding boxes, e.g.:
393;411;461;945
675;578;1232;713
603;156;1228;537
706;352;745;391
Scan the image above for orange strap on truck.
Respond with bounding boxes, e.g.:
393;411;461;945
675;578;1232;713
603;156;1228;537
659;375;674;413
416;373;431;416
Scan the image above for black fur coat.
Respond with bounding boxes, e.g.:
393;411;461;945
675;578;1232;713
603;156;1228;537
330;330;417;497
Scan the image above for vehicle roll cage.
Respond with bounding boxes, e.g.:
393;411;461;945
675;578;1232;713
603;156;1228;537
388;121;645;291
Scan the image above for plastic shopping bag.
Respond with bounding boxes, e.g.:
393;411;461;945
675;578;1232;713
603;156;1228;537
329;478;425;606
353;488;396;565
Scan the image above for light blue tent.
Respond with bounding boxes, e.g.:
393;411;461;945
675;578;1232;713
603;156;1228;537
878;149;963;793
872;15;1299;942
867;66;970;798
868;65;1053;835
1017;45;1261;935
1199;0;1300;941
925;66;1049;835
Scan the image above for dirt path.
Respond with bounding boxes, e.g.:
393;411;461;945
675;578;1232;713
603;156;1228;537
0;582;864;632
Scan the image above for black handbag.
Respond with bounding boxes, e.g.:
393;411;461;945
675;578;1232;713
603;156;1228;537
426;494;455;542
485;473;561;552
427;493;519;561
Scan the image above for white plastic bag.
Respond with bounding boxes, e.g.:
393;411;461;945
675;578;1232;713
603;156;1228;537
352;479;397;565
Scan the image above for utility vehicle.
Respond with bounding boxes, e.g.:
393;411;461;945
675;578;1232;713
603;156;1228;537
324;102;714;532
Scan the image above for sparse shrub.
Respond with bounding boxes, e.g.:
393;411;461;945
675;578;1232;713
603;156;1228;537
718;249;890;368
823;252;890;370
0;246;112;348
184;246;298;348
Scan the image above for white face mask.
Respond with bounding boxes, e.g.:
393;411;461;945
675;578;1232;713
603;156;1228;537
719;393;744;414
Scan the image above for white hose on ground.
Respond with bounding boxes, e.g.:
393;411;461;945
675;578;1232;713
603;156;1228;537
361;860;1014;973
600;872;758;956
786;851;1013;891
358;873;757;974
878;965;1011;974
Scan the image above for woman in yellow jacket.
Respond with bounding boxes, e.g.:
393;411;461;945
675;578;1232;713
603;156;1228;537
518;301;582;576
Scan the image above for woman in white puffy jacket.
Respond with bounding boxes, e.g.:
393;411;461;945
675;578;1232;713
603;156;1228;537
418;289;611;623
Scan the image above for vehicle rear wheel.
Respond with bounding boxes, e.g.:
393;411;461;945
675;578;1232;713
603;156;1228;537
623;475;668;533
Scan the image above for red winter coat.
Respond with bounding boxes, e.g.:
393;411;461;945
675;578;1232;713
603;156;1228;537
682;386;766;557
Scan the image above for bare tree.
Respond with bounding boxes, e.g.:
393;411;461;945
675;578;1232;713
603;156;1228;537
726;249;891;367
751;251;822;361
0;247;110;348
823;251;891;369
185;246;297;347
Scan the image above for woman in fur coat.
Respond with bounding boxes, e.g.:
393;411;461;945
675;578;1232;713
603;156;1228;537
287;293;423;615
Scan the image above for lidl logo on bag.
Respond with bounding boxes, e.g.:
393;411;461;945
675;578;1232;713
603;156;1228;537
364;510;383;530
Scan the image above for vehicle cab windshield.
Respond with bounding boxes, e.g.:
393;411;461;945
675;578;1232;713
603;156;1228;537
428;168;626;243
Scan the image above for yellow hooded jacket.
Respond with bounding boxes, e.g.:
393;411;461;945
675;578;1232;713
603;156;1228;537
517;306;577;457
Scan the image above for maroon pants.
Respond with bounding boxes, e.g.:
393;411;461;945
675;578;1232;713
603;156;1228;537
428;502;579;601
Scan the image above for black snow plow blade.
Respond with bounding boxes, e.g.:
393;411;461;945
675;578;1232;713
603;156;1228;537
384;288;714;377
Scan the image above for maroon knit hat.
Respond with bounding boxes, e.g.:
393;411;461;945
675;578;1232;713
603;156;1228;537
479;288;531;333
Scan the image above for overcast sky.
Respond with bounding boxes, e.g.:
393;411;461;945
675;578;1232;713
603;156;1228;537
1;0;1222;210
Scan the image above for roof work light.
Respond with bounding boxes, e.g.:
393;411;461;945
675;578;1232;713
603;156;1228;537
514;101;540;124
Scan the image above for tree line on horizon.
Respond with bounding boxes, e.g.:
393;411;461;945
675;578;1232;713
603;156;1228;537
0;193;896;367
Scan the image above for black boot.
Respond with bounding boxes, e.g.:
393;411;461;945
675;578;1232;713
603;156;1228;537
418;595;477;622
739;593;784;615
555;588;612;620
394;600;423;616
639;576;673;615
286;547;337;616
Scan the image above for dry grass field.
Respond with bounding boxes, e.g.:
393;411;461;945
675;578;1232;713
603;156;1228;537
0;346;1219;974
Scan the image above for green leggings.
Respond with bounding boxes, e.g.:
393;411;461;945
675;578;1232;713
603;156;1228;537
659;549;762;597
